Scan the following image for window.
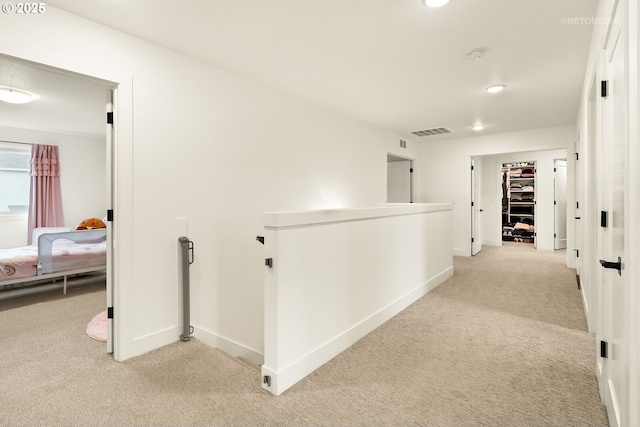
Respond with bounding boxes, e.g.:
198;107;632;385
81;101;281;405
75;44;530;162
0;142;31;214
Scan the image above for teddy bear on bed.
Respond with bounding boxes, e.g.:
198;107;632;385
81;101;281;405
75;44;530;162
76;217;106;230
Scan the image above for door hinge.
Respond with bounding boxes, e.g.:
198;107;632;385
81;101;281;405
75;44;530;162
554;233;557;238
107;209;114;222
575;249;579;257
471;238;474;243
575;152;579;161
107;307;114;319
600;340;608;358
471;165;474;171
554;167;557;172
576;201;579;209
601;211;607;227
410;168;414;173
601;80;608;98
554;200;557;205
471;201;474;207
265;258;273;268
107;111;114;125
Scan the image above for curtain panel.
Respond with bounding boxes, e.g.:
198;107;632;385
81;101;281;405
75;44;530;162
27;144;63;244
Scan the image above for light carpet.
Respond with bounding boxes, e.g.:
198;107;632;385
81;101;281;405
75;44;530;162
0;243;608;426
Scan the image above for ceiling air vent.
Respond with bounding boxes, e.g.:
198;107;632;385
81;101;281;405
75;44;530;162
411;127;453;137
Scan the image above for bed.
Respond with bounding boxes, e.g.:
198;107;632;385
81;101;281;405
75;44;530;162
0;227;107;295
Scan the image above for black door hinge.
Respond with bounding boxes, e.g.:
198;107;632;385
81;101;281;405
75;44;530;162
601;80;608;98
575;152;579;161
601;211;607;227
471;165;474;171
107;112;114;125
600;340;608;358
410;168;414;173
471;238;475;243
107;307;114;319
107;209;114;222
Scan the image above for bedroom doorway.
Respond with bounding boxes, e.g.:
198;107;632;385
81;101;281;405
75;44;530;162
0;54;117;354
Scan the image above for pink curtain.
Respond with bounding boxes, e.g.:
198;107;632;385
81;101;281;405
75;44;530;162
27;144;64;244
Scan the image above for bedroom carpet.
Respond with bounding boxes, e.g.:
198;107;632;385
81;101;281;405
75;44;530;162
0;243;608;427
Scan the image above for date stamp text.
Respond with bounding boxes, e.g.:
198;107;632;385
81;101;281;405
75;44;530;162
2;3;46;14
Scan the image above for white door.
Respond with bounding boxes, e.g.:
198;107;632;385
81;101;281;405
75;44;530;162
471;158;482;255
387;160;411;203
598;6;629;427
554;159;567;249
105;88;115;353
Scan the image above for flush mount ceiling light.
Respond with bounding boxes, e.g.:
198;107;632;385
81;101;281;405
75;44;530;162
422;0;450;7
0;86;39;104
485;84;506;93
472;124;485;131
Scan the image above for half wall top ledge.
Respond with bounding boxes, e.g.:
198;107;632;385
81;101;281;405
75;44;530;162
263;203;454;229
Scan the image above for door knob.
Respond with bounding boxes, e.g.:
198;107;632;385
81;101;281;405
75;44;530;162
599;257;622;276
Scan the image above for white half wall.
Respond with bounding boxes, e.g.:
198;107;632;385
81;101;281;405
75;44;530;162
261;204;453;395
417;125;576;256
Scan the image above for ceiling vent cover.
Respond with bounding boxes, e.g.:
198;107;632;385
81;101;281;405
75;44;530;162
411;127;453;137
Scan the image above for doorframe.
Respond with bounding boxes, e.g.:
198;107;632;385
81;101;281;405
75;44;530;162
0;41;134;362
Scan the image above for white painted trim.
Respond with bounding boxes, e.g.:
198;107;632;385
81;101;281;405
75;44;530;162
193;327;264;366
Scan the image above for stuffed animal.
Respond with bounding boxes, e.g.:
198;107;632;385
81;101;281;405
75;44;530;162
76;217;106;230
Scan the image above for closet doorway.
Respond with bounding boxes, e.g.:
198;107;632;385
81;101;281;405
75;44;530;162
501;161;536;246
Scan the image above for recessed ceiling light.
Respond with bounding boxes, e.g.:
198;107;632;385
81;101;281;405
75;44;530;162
472;124;484;131
422;0;450;8
0;86;39;104
485;84;505;93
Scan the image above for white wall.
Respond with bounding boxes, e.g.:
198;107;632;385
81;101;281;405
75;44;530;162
417;125;575;256
0;126;106;247
479;149;567;251
0;7;419;362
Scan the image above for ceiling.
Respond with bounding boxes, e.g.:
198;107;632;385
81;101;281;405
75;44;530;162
0;57;107;138
3;0;598;142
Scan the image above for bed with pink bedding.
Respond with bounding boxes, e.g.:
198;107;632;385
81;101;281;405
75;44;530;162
0;227;106;294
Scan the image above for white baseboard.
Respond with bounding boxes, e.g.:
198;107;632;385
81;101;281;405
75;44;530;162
193;327;264;366
483;239;503;247
452;248;467;257
261;266;454;396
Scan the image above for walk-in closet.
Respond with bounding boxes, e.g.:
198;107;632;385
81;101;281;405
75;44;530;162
502;162;535;244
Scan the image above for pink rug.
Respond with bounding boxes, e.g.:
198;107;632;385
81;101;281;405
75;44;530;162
86;310;107;342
